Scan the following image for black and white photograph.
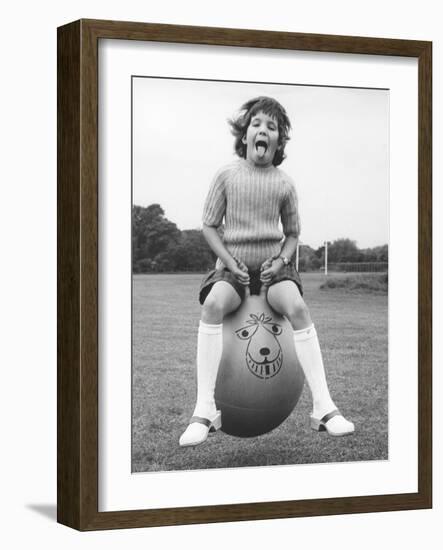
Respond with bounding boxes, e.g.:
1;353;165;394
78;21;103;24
131;77;389;473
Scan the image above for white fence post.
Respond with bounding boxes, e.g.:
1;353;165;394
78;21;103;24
324;241;328;276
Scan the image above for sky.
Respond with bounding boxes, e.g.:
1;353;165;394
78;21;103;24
132;77;389;250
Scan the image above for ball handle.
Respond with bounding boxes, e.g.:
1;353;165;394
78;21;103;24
244;283;267;299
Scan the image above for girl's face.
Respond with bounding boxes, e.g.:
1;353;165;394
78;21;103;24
242;111;280;167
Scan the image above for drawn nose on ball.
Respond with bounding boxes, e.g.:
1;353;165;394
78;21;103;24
260;347;270;356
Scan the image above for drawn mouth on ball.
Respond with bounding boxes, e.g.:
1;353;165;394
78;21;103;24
246;352;282;379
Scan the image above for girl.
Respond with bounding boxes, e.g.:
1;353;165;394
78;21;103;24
179;96;354;447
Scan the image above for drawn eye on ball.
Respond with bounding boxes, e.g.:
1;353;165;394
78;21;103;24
236;326;259;340
235;316;283;341
266;324;282;336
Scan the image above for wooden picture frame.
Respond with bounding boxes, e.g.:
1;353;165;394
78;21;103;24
57;19;432;530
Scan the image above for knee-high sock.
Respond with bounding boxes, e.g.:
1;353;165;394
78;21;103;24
293;324;335;419
192;321;223;418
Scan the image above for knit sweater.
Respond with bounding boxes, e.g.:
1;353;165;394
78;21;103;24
202;159;300;270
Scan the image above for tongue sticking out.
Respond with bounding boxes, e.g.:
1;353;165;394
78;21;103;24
256;145;266;158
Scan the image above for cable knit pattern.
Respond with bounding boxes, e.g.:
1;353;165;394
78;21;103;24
203;159;300;270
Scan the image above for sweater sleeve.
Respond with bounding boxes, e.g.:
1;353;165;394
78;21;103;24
281;176;301;238
202;166;228;227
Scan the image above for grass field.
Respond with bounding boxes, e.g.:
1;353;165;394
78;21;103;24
132;272;388;472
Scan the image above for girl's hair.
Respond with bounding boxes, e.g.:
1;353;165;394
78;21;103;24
228;96;291;166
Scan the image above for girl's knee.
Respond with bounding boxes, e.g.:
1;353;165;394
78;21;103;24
286;300;311;328
267;283;310;326
201;293;224;323
201;282;241;323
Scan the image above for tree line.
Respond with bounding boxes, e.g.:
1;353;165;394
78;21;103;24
133;204;388;273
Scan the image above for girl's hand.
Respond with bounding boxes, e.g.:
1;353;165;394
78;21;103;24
260;257;284;286
260;257;273;272
229;259;250;286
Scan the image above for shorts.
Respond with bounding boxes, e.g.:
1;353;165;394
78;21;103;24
198;263;303;305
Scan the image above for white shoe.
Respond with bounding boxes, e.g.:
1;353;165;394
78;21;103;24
310;409;355;436
179;411;222;447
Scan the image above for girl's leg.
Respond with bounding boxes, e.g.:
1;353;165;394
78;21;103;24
179;281;241;447
267;281;354;436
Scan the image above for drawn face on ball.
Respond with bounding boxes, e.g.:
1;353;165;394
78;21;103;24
235;313;283;380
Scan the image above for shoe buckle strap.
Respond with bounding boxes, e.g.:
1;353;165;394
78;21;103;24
189;416;212;427
321;409;341;424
